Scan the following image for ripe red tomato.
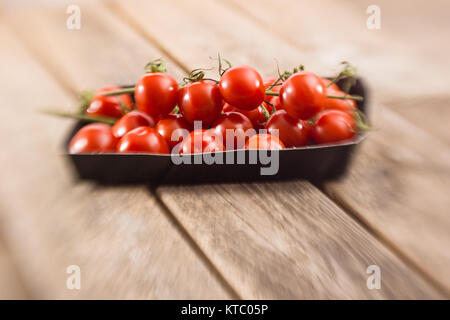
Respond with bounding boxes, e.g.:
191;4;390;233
179;129;224;154
312;110;357;144
219;66;265;110
86;86;133;118
324;88;357;115
135;73;178;117
279;72;325;120
245;134;285;150
265;110;310;148
111;111;157;139
320;78;340;92
69;123;117;154
212;111;255;150
178;81;222;127
117;126;169;154
156;114;192;151
223;103;268;129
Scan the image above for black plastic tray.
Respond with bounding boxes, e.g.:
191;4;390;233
65;78;368;184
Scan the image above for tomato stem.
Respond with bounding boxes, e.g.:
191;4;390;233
326;94;363;101
260;104;271;120
265;90;279;96
41;109;117;125
100;87;135;96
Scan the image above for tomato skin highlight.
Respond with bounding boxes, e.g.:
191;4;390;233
155;114;192;151
179;129;224;154
245;134;285;150
212;111;255;150
178;81;223;127
69;123;117;154
135;73;179;118
280;72;325;120
265;110;310;148
312;110;357;144
219;66;265;110
111;111;157;139
116;126;169;154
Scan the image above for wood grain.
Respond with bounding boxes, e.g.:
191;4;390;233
112;0;443;298
0;6;230;299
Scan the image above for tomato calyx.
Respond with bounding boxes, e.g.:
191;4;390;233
144;58;167;73
326;61;357;93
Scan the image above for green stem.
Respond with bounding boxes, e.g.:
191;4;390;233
260;104;271;120
100;87;135;96
41;110;117;125
327;94;363;102
265;90;279;96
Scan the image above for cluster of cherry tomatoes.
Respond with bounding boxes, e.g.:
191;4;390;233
66;60;364;155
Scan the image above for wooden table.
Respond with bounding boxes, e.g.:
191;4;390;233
0;0;449;299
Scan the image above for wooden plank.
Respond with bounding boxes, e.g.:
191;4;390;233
111;0;443;298
224;0;450;103
384;96;450;146
0;8;230;299
0;237;29;299
215;0;450;294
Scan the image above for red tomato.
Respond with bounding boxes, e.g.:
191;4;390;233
312;110;357;144
68;123;117;154
135;73;178;117
279;72;325;120
178;81;222;127
324;88;357;115
155;114;192;151
117;126;169;154
245;134;285;150
179;129;224;154
212;111;255;150
111;111;157;139
219;66;265;110
320;78;340;91
265;110;310;148
223;103;268;129
86;86;133;119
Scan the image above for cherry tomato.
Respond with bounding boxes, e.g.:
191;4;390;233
312;110;356;144
223;103;268;129
155;114;192;151
178;81;222;127
86;86;133;118
117;126;169;154
320;78;340;92
324;88;357;115
135;72;178;117
219;66;265;110
245;134;285;150
111;111;157;139
69;123;117;154
212;111;255;150
279;72;325;120
265;110;310;148
179;129;224;154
